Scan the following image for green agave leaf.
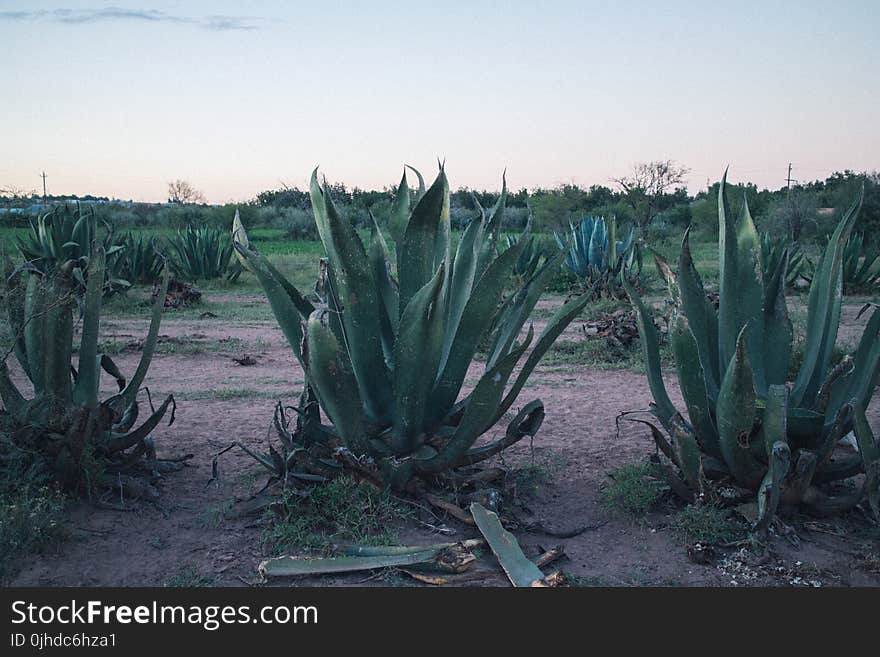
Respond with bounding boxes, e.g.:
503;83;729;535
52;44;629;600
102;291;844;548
734;195;766;394
762;248;793;388
418;328;532;474
624;276;677;431
388;171;411;244
23;274;47;394
309;168;337;265
306;310;369;455
398;169;449;312
670;314;719;457
852;404;879;520
673;426;704;494
852;403;879;470
459;399;544;466
406;164;426;199
5;270;31;381
121;266;169;406
470;502;547;587
825;306;880;422
678;227;720;394
440;214;483;372
493;292;593;424
232;238;306;365
791;188;863;407
486;240;568;371
43;273;74;408
107;394;175;454
259;548;453;578
428;237;527;424
392;264;446;453
475;172;507;276
73;244;105;407
717;168;738;372
234;212;313;317
316;178;393;422
368;210;399;364
716;328;763;488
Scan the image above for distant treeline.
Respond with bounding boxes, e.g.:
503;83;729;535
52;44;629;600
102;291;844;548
2;170;877;243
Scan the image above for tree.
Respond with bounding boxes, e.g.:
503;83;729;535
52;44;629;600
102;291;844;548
0;185;37;209
613;160;690;241
167;179;205;205
774;191;817;242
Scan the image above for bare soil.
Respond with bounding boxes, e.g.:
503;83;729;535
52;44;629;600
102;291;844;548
5;296;879;587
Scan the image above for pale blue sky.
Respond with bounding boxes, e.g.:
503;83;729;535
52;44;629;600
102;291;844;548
1;1;878;202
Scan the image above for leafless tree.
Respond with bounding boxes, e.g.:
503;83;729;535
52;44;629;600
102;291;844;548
613;160;690;241
0;185;37;210
773;191;817;243
167;179;206;205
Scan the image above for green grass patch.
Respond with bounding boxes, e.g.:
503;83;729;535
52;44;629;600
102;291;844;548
600;463;664;517
97;335;248;356
176;387;301;401
670;504;748;544
0;484;66;581
263;476;412;556
544;339;640;369
513;452;566;496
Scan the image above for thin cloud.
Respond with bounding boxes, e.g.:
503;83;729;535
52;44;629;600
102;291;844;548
203;15;260;32
0;7;262;31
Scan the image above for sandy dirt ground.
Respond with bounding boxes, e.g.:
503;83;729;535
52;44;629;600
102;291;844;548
5;296;880;587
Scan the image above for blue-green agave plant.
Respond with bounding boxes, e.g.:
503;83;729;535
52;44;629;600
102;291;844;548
555;215;641;297
626;170;879;533
231;166;589;491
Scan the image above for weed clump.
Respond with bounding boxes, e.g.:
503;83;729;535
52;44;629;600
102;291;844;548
600;463;663;517
670;505;748;545
263;476;411;556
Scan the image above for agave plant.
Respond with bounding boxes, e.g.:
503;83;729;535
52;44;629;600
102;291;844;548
232;166;589;492
839;232;880;294
799;231;880;294
16;203;131;297
502;232;546;283
120;233;164;285
166;225;242;282
626;171;879;532
554;215;641;298
0;222;179;496
761;232;807;289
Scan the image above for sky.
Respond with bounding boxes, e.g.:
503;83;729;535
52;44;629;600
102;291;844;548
1;1;878;203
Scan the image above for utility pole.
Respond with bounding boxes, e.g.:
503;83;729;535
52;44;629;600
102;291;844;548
785;163;794;194
41;171;47;203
